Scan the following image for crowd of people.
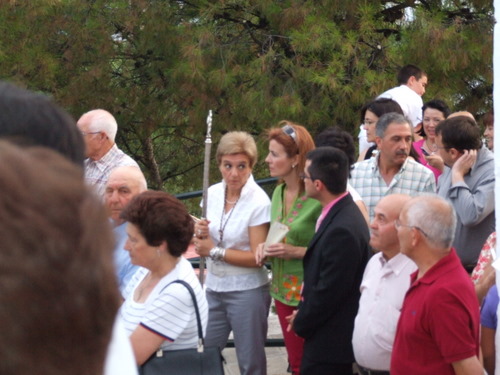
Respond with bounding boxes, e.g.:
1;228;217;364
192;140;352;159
0;62;497;375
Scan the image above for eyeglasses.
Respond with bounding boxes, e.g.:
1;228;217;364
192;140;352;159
394;218;430;238
81;131;100;136
282;124;297;144
299;173;314;181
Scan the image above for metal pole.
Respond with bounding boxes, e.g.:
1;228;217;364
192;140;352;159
199;110;212;284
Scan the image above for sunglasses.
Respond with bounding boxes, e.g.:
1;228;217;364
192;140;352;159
282;124;297;144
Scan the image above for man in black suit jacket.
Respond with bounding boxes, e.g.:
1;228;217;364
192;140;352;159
289;146;370;375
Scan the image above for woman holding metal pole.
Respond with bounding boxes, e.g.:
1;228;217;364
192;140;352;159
194;131;271;375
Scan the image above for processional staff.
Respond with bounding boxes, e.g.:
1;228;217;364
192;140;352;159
199;110;212;284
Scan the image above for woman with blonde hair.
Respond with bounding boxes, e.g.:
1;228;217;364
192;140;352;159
194;131;271;375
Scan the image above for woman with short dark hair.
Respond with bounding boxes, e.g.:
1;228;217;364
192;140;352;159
119;191;208;365
358;98;404;161
412;99;451;180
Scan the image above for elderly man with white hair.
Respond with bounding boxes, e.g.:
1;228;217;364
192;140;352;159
105;166;148;292
77;109;138;197
391;194;482;375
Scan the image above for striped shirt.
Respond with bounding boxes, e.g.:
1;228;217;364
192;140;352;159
350;155;436;220
120;258;208;351
84;144;138;198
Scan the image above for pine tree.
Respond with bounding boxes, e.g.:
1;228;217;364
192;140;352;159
0;0;493;200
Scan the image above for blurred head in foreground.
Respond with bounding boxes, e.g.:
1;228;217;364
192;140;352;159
0;141;119;375
0;81;85;166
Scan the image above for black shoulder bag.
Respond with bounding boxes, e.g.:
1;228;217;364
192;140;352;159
139;280;224;375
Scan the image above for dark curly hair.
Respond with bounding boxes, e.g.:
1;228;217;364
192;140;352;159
120;191;194;257
315;127;356;167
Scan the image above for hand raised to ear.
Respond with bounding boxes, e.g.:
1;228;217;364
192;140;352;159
451;149;477;184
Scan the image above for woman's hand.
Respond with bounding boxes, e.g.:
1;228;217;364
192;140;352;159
265;243;306;260
286;310;298;332
193;219;214;257
425;154;444;172
475;260;496;304
194;219;210;239
255;242;267;266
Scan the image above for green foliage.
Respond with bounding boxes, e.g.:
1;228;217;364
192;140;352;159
0;0;493;204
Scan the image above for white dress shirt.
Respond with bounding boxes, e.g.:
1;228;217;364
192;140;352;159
378;85;423;127
352;252;417;370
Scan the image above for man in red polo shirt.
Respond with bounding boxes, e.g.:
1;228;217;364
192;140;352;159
391;195;482;374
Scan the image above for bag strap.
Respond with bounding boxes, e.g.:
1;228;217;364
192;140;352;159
159;279;205;352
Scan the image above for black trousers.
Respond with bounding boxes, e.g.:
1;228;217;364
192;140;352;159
301;361;353;375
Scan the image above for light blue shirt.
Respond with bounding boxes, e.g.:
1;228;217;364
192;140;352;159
113;222;139;293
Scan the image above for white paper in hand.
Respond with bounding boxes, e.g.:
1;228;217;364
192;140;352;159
264;221;289;250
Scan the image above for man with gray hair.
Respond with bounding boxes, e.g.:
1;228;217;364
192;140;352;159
350;112;435;219
105;166;147;292
391;195;481;374
77;109;138;197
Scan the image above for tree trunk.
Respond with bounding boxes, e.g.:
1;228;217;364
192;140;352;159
143;136;162;190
